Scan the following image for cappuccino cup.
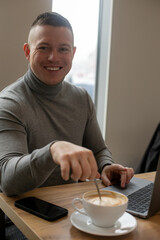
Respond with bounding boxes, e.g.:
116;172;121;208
72;190;128;228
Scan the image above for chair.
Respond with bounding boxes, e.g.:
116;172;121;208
136;123;160;173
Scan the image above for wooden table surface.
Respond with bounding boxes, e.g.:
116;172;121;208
0;172;160;240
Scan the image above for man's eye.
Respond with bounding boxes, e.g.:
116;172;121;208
60;47;70;52
38;47;48;50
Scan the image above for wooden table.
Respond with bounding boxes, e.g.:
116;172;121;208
0;172;160;240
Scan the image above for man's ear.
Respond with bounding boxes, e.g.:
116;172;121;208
23;43;30;61
72;46;76;60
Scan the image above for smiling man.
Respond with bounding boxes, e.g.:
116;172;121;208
0;12;134;198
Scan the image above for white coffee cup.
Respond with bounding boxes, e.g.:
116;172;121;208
72;190;128;228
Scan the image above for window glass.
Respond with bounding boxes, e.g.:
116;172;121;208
52;0;100;101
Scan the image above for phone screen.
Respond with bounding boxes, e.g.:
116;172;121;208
15;196;68;221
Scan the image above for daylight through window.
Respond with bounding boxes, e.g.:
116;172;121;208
52;0;100;101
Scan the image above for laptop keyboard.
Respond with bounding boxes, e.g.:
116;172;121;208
127;183;154;213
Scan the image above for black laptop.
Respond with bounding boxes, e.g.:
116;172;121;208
103;157;160;218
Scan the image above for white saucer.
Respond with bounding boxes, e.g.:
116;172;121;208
70;210;137;236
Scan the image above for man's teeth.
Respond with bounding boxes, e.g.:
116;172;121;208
46;67;60;71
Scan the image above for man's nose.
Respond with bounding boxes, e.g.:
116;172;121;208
48;50;58;61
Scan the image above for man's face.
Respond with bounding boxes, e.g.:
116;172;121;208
24;25;76;85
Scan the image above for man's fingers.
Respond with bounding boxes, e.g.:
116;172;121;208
120;167;134;187
78;158;91;181
96;172;101;179
101;169;112;186
125;167;134;184
70;158;82;181
101;175;112;186
86;151;99;180
101;164;134;188
71;152;98;181
50;141;99;182
61;155;83;181
120;170;127;188
60;159;70;181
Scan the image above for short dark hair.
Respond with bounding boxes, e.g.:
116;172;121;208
31;12;73;37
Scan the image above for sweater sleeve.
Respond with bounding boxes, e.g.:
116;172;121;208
0;97;56;196
82;91;114;173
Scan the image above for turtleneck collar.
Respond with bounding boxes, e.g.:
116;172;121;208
24;67;63;97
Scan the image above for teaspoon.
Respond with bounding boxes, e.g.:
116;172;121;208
94;178;101;201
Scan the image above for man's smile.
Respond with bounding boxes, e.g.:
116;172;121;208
45;66;62;71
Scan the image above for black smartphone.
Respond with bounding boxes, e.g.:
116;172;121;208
15;196;68;221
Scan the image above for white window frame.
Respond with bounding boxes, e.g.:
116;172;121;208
95;0;113;138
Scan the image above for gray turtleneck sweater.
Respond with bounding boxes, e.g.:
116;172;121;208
0;68;113;196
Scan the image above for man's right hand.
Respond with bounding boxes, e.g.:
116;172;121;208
50;141;100;181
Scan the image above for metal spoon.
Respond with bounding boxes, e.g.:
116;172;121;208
94;178;101;201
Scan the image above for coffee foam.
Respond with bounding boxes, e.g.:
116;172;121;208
86;192;126;206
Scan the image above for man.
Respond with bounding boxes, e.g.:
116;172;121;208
0;12;134;197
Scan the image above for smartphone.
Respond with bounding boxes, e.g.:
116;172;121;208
15;196;68;221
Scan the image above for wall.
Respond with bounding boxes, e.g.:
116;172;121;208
0;0;52;91
106;0;160;171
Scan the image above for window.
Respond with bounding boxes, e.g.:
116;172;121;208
52;0;113;137
52;0;100;102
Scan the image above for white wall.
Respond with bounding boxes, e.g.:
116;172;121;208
105;0;160;171
0;0;52;90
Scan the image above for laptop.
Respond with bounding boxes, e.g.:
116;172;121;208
103;157;160;218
